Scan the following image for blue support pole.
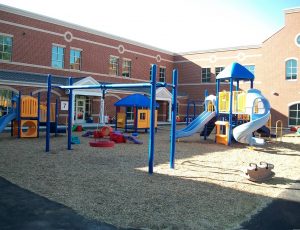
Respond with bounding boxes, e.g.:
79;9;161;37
148;64;157;174
250;80;254;89
186;101;190;125
17;91;21;138
11;91;14;137
193;102;196;120
55;98;58;137
170;69;178;169
228;78;234;145
46;75;51;152
37;92;40;138
67;77;73;150
216;79;220;117
134;106;138;133
115;107;118;131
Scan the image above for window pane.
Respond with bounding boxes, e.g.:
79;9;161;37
0;35;12;61
289;110;297;117
289;118;296;126
51;45;64;68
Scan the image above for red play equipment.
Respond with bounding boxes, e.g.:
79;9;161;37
89;125;115;147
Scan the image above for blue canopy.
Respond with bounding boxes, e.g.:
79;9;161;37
216;62;254;81
114;93;159;108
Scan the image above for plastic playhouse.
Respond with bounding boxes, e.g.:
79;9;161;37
0;92;65;138
114;94;158;132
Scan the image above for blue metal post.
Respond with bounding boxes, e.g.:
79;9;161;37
11;91;14;137
67;77;73;150
148;64;156;174
216;79;220;117
170;69;178;169
115;107;118;131
228;78;234;145
193;102;196;120
17;91;21;138
37;92;40;138
186;101;190;125
46;75;51;152
134;106;138;133
55;98;58;137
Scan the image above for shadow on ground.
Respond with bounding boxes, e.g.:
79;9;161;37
0;177;119;230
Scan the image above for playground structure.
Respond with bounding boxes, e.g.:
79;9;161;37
0;91;64;138
49;64;179;174
176;62;271;146
114;94;158;132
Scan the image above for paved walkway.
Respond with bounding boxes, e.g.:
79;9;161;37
1;176;300;229
240;179;300;229
0;177;119;230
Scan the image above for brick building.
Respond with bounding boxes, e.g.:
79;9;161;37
0;4;299;127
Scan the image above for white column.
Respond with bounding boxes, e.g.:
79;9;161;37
99;96;105;125
72;93;76;124
168;99;172;122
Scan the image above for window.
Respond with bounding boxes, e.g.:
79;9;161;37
215;67;224;76
285;59;297;80
70;48;81;70
289;103;300;126
0;34;13;61
109;56;119;75
140;112;146;120
201;68;211;83
244;65;255;75
51;45;65;68
122;59;131;78
215;67;225;82
159;67;166;82
126;107;134;120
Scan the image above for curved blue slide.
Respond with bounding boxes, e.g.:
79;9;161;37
233;89;271;145
0;111;16;133
176;111;216;139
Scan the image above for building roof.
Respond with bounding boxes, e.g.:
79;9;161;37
0;70;187;97
216;62;254;81
0;70;84;86
114;93;159;108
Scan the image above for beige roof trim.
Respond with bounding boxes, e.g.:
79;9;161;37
0;4;174;55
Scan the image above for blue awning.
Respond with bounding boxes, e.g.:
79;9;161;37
114;93;159;108
216;62;254;81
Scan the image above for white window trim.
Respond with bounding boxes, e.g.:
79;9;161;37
52;43;66;48
70;48;82;71
70;47;83;51
159;66;166;82
288;102;300;127
0;32;13;37
122;58;131;78
285;57;298;81
201;67;211;83
109;55;119;76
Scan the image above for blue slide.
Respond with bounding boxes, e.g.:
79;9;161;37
233;89;271;145
0;110;16;133
176;111;216;139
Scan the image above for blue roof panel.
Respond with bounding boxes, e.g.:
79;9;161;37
216;62;254;80
114;93;159;107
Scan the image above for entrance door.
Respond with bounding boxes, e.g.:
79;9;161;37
75;98;85;123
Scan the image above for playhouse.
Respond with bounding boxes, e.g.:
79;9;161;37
0;92;65;138
114;93;158;132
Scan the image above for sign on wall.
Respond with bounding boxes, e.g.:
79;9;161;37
61;101;69;111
